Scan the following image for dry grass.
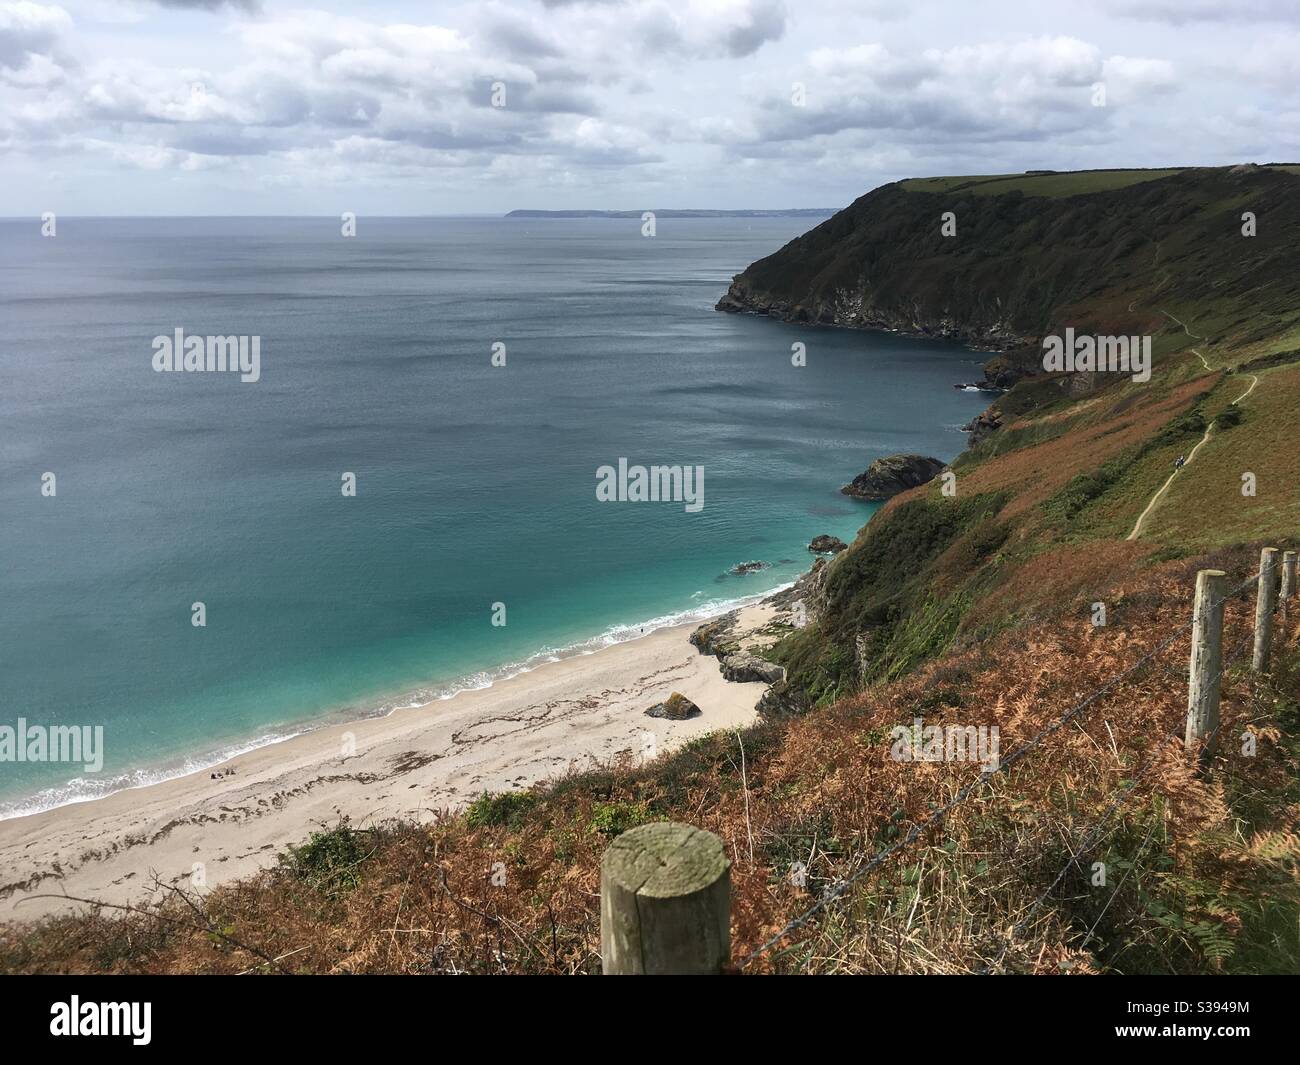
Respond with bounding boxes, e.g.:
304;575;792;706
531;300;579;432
959;538;1153;636
951;376;1211;519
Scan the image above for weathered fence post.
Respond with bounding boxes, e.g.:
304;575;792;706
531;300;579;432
1186;569;1227;755
600;821;730;974
1252;547;1280;673
1281;550;1297;612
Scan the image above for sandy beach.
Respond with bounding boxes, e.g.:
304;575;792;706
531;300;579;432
0;605;779;922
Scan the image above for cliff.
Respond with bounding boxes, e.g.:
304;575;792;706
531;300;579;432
717;166;1300;387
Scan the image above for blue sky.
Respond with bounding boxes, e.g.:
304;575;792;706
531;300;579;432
1;0;1298;214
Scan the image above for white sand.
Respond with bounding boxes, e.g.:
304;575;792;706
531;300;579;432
0;607;776;921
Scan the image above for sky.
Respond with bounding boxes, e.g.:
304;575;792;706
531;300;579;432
1;0;1298;215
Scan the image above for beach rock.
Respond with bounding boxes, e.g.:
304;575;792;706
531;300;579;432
981;352;1035;389
690;614;739;657
730;560;768;575
962;408;1004;446
763;557;830;625
721;652;786;685
841;454;946;501
808;534;847;554
756;680;812;719
644;692;701;720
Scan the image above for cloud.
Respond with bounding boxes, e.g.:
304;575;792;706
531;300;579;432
2;5;678;179
637;0;787;59
149;0;261;12
1101;55;1178;100
479;8;564;60
1107;0;1300;24
0;1;71;72
549;115;664;164
715;0;787;58
728;36;1177;157
0;0;1281;213
83;136;233;169
1222;30;1300;88
493;0;787;66
0;0;791;186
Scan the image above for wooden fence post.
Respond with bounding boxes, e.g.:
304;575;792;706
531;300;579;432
1281;550;1297;612
600;821;730;974
1186;569;1227;755
1252;547;1280;674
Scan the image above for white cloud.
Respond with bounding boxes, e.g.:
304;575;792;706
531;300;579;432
550;115;663;164
0;1;71;71
1101;55;1177;101
83;136;232;169
0;0;1289;214
736;36;1176;156
1108;0;1300;24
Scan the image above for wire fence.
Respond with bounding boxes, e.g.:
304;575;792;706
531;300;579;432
977;623;1258;974
735;567;1268;971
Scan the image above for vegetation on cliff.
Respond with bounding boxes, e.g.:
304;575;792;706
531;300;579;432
6;166;1300;975
717;165;1300;386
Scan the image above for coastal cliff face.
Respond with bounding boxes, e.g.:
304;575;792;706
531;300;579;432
735;165;1300;707
715;182;1031;356
717;167;1300;389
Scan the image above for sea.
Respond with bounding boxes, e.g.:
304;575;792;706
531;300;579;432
0;215;991;817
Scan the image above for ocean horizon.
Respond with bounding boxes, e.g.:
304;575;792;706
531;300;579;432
0;215;990;819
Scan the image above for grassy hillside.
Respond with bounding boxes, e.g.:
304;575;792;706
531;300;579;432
5;166;1300;975
717;165;1300;383
898;168;1188;198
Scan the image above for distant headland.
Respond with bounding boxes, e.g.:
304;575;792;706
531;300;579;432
505;208;838;219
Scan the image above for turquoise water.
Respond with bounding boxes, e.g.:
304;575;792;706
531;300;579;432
0;216;991;815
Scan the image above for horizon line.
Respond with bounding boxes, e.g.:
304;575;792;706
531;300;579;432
0;209;842;220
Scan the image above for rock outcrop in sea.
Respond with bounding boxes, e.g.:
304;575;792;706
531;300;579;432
841;454;945;501
962;408;1004;445
808;534;847;554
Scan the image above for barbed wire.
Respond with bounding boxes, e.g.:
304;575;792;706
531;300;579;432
739;568;1263;970
1160;573;1262;680
977;625;1255;974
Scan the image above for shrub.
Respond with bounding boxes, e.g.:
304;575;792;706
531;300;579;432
588;801;650;837
1152;408;1206;445
283;820;370;895
466;790;537;830
1214;406;1244;430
